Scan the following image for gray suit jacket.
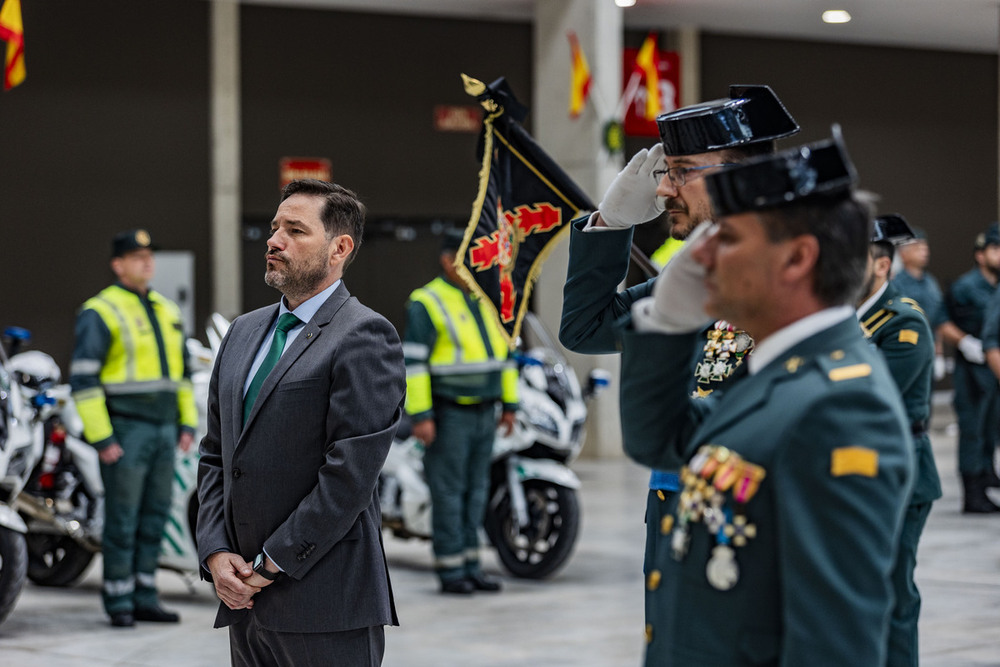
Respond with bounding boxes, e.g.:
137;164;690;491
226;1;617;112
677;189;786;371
197;282;405;632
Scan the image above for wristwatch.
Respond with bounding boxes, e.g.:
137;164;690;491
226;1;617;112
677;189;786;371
252;553;281;581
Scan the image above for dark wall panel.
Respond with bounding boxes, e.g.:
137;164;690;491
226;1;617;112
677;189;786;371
0;0;210;370
239;7;532;326
699;33;996;289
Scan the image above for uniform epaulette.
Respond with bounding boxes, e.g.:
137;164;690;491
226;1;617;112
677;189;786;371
897;297;926;316
815;349;873;383
861;308;896;335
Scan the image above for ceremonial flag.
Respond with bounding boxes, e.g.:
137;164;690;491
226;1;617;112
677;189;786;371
634;32;661;120
457;74;597;347
567;31;591;119
0;0;25;90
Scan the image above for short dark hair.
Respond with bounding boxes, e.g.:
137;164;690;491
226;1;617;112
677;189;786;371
758;194;873;307
280;179;365;268
870;240;895;263
722;140;777;163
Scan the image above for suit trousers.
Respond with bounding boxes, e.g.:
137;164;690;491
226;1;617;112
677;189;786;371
229;614;385;667
100;416;176;615
423;401;496;582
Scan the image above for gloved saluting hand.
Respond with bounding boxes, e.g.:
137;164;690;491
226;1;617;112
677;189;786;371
632;221;715;334
598;143;666;229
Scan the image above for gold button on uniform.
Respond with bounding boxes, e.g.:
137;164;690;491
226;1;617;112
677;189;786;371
661;514;674;534
647;570;662;590
656;490;666;501
645;624;653;644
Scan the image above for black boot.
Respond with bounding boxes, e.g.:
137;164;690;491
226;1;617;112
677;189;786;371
962;473;1000;513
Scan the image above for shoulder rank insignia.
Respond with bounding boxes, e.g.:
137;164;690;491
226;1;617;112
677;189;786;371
784;356;804;373
898;329;919;345
831;446;879;477
828;363;872;382
898;297;926;315
862;308;896;335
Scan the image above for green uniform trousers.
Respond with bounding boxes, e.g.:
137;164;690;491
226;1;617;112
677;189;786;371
100;416;176;615
887;501;933;667
954;359;997;475
423;401;496;584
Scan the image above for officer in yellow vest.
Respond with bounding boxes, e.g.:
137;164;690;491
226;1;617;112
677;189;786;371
69;229;197;627
403;229;518;594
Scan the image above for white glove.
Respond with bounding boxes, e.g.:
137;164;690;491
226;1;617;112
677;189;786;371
632;221;714;333
933;354;946;381
958;335;985;365
599;143;665;229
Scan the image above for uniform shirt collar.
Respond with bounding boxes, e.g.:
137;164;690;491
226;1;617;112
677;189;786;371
747;306;855;375
856;281;889;319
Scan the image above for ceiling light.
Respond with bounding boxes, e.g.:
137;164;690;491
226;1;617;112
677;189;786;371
822;10;852;24
616;0;637;7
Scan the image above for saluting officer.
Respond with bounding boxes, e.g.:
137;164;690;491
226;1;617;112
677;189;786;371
70;230;197;627
403;229;518;594
857;214;942;666
620;133;914;666
558;86;798;636
937;223;1000;512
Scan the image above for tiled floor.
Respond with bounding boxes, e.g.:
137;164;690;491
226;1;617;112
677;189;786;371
0;400;997;666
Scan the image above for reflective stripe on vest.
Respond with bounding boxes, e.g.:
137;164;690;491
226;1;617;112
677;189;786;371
408;277;509;375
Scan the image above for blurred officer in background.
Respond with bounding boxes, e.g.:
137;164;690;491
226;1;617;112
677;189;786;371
937;223;1000;512
857;214;941;666
891;227;947;379
70;229;196;627
403;229;518;594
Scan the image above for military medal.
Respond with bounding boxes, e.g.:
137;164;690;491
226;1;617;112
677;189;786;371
666;444;767;589
706;545;739;590
695;322;755;386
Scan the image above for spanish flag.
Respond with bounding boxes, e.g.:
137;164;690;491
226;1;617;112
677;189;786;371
0;0;25;90
634;32;661;120
567;31;591;119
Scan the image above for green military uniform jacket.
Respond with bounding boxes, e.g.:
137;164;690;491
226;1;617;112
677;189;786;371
559;217;654;354
619;315;914;666
860;283;942;505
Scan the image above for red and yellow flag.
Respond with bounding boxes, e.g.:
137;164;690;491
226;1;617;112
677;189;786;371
567;31;591;119
634;32;661;120
0;0;25;90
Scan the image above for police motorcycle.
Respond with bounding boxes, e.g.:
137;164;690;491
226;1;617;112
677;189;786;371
8;319;224;591
0;328;43;625
379;312;609;579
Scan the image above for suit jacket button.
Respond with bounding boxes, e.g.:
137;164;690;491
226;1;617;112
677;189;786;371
233;468;242;479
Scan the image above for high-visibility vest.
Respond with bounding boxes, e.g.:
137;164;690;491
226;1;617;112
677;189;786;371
405;277;518;416
71;284;197;444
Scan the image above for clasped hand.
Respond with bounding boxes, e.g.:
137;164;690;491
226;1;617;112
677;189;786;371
206;551;274;610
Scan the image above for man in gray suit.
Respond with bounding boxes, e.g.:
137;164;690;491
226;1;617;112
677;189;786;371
197;179;406;665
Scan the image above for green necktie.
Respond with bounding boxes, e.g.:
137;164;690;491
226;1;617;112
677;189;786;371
243;312;301;424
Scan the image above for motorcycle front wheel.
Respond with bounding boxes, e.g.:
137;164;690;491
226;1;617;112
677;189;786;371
484;479;580;579
25;533;94;587
0;527;27;625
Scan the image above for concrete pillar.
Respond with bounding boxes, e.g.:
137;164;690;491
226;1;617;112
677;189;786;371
533;0;623;458
676;27;701;108
210;0;242;318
